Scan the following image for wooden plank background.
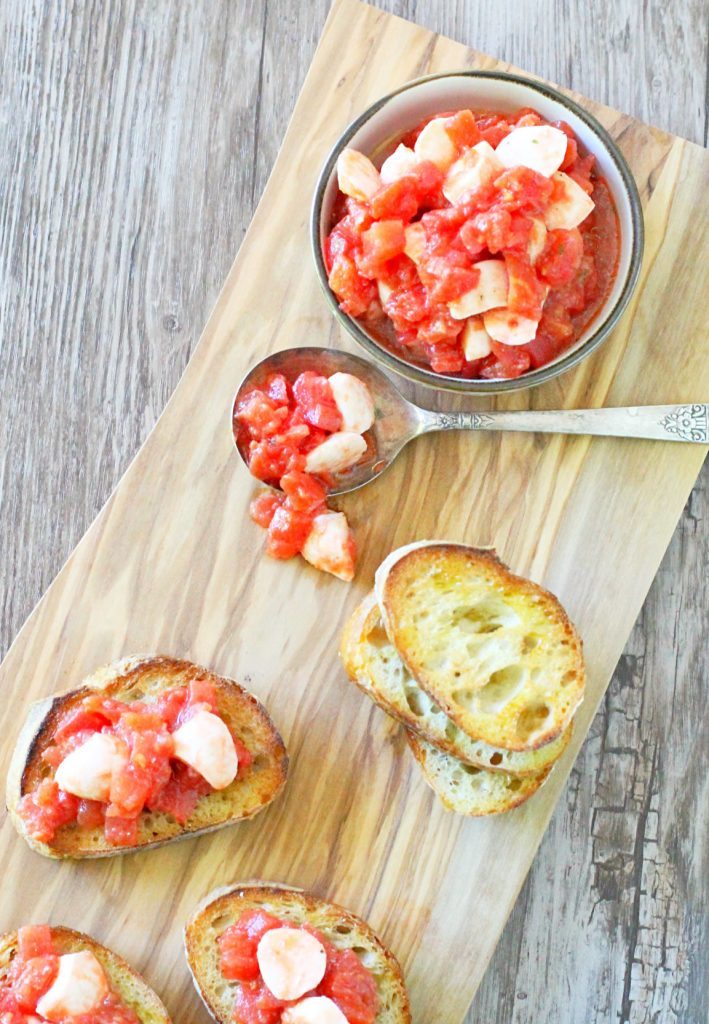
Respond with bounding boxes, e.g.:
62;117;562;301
0;2;706;1023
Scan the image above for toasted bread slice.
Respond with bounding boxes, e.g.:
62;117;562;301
341;592;572;776
185;883;411;1023
7;655;288;859
376;544;585;750
0;925;171;1023
406;732;552;815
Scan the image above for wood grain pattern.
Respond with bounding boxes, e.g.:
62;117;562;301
0;2;707;1023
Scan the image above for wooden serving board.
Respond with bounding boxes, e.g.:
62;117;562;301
1;1;707;1020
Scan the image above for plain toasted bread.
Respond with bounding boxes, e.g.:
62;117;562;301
184;883;412;1024
406;732;552;815
0;926;171;1023
376;544;585;750
7;655;288;859
340;592;572;776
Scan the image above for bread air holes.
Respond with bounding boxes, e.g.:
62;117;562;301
368;625;390;649
453;597;520;635
489;752;504;766
404;687;427;717
454;664;527;715
517;702;551;741
522;634;541;653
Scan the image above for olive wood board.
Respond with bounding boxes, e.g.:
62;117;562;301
0;1;707;1021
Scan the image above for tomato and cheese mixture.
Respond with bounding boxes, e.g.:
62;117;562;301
218;910;379;1024
18;678;250;848
236;370;375;581
0;925;139;1024
325;108;620;379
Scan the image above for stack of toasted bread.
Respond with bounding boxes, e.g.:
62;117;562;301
341;543;586;815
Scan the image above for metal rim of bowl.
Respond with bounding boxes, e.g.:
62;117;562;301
310;69;645;394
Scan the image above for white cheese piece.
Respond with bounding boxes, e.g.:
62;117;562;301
54;733;127;802
543;172;595;230
377;279;393;306
257;928;327;1001
301;512;355;582
413;117;457;171
380;143;418;184
336;148;381;201
443;141;503;204
461;317;493;361
304;432;367;475
448;259;509;319
403;222;426;264
172;709;238;790
527;217;548;264
483;308;540;346
328;373;375;434
281;996;349;1024
36;951;108;1021
494;125;568;177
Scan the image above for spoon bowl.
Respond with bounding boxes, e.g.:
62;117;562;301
233;348;708;496
232;347;425;495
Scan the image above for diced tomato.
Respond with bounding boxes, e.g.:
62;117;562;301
444;108;481;149
148;762;210;824
17;926;54;961
153;686;190;730
292;373;343;433
18;779;78;844
358;219;406;277
567;153;595;194
328;251;377;317
77;799;106;829
266;504;315;560
320;947;379;1024
370;177;419;222
264;373;291;407
280;471;327;513
494;166;554;215
476;114;512;147
11;955;57;1013
481;342;532;379
232;980;287;1024
504;253;547;319
250;490;284;529
426;341;465;374
53;707;111;745
236;391;289;442
102;814;138;847
537;228;584;287
218;910;283;982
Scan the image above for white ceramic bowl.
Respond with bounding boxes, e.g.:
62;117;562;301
311;71;644;394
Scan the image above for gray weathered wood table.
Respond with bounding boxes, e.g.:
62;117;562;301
1;2;706;1022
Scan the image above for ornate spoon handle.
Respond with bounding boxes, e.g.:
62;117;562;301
425;404;709;443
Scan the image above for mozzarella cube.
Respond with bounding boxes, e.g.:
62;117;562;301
336;148;381;201
257;928;327;1001
483;308;540;346
379;143;418;184
301;512;355;582
377;279;393;305
543;172;595;229
172;709;238;790
527;217;548;264
36;951;108;1021
328;373;375;434
54;733;127;802
413;117;457;171
443;141;503;204
461;317;493;361
449;259;509;319
403;222;426;264
495;125;568;177
304;432;367;475
282;996;349;1024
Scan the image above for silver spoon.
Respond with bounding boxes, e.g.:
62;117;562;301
232;347;708;496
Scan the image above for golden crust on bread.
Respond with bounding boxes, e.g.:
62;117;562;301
184;883;412;1024
341;592;573;776
6;655;288;859
378;544;585;750
0;926;172;1023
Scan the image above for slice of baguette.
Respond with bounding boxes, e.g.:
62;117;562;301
376;543;585;751
0;925;171;1023
184;883;412;1024
406;731;552;815
341;592;572;776
7;655;288;859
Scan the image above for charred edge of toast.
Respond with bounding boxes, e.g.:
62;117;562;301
6;655;289;859
0;926;172;1023
184;883;411;1024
